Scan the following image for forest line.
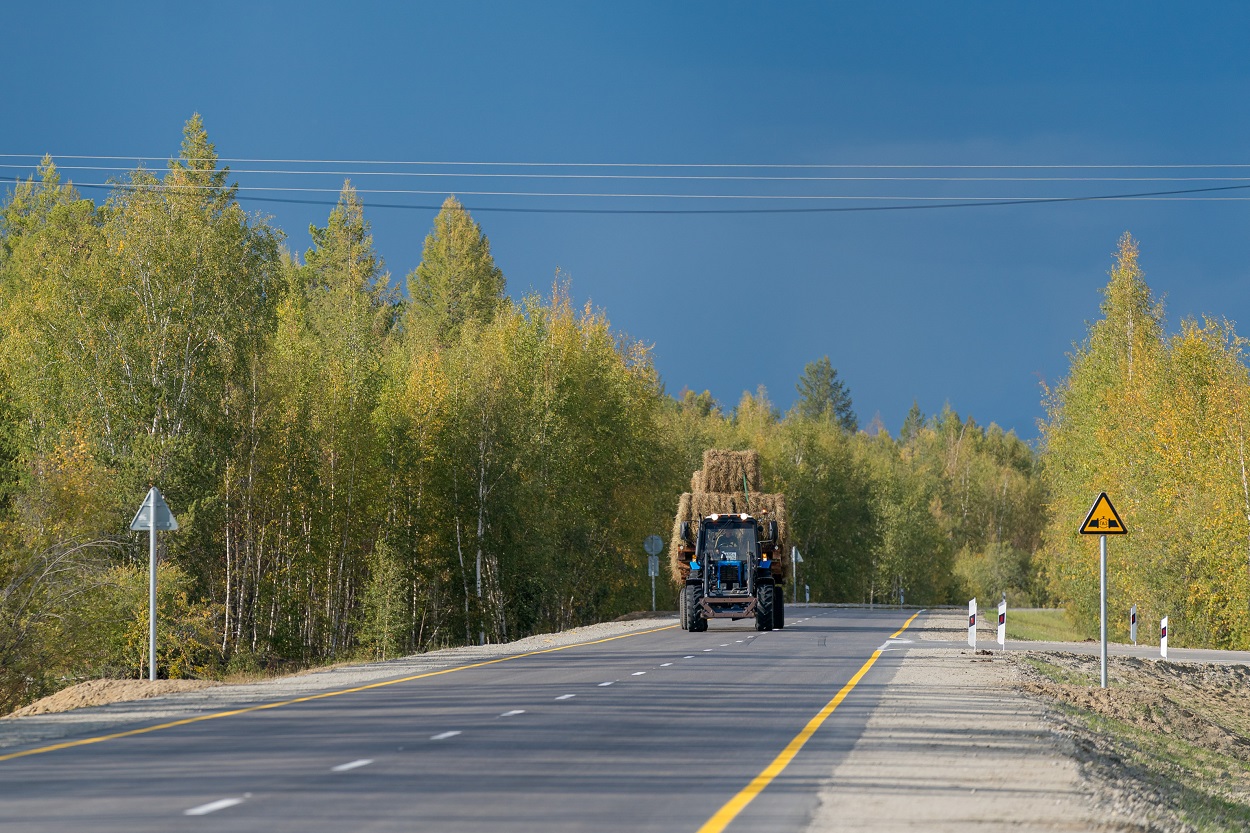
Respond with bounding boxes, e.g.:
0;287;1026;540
1;117;1243;714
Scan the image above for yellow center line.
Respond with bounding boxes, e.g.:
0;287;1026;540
696;609;924;833
0;623;678;764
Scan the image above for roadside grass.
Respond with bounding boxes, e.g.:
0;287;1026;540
1020;655;1093;686
1023;655;1250;833
1006;608;1088;643
1081;710;1250;833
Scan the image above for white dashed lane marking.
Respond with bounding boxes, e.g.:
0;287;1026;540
660;662;672;667
683;655;695;659
185;798;245;816
598;681;615;687
331;759;372;772
631;672;646;676
702;649;714;652
555;694;576;700
499;710;526;717
430;731;461;741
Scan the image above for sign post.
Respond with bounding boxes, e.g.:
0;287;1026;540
129;487;179;682
792;547;803;604
968;598;977;649
1079;492;1127;689
644;535;663;612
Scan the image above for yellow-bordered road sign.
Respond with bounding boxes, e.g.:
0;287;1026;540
1080;492;1127;535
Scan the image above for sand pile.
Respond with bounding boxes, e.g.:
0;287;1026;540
5;678;220;718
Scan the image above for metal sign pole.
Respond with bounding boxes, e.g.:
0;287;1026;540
651;573;656;611
1099;534;1107;689
149;495;157;682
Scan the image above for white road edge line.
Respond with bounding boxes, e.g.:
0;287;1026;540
331;759;373;772
500;710;526;717
430;731;461;740
184;798;244;816
555;694;576;700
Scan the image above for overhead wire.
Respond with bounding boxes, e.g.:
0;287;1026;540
4;150;1250;215
3;173;1250;214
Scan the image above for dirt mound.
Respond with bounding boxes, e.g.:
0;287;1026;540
5;679;220;718
1018;650;1250;823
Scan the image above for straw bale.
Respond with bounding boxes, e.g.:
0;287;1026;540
690;469;706;493
668;491;790;583
701;450;761;494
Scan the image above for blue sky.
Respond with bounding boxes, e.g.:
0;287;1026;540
6;2;1250;438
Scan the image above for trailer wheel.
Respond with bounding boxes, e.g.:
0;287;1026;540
755;583;774;631
773;593;785;629
684;585;707;632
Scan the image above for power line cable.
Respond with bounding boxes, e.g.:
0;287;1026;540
4;174;1249;214
5;163;1250;183
2;153;1250;170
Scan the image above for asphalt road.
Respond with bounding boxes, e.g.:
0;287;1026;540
0;608;918;833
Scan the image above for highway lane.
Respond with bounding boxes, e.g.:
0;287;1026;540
0;608;919;833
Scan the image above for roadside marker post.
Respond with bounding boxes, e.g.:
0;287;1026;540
1079;492;1127;689
968;598;977;649
129;487;179;682
1161;617;1168;659
997;596;1006;648
1130;604;1137;645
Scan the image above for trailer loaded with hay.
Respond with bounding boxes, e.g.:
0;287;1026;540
671;450;789;631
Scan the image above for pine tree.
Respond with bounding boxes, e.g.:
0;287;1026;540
405;196;505;348
794;356;857;431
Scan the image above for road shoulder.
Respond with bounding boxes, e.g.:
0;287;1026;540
0;616;675;753
806;610;1146;832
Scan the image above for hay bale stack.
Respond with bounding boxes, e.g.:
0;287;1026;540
701;449;761;494
668;489;789;584
690;470;706;493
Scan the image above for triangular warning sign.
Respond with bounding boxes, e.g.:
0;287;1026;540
1080;492;1127;535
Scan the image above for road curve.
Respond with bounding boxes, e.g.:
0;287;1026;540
0;608;919;833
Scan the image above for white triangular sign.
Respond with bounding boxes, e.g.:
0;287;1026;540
130;487;179;531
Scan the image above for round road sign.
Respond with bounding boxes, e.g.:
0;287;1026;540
643;534;663;555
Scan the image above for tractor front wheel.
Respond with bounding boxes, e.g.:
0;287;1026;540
755;583;775;631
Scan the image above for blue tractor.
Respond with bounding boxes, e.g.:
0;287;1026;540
678;512;782;632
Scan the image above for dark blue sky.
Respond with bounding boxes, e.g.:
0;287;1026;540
6;2;1250;438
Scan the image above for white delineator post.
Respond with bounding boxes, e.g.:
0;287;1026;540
968;598;977;649
1161;616;1169;659
997;597;1006;648
1131;604;1138;645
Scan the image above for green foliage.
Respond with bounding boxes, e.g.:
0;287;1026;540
1040;234;1250;649
405;196;506;349
0;116;1053;713
794;356;857;431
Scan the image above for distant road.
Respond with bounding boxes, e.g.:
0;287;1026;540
0;609;918;833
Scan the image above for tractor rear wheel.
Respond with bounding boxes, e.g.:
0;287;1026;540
684;585;706;632
755;583;774;631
